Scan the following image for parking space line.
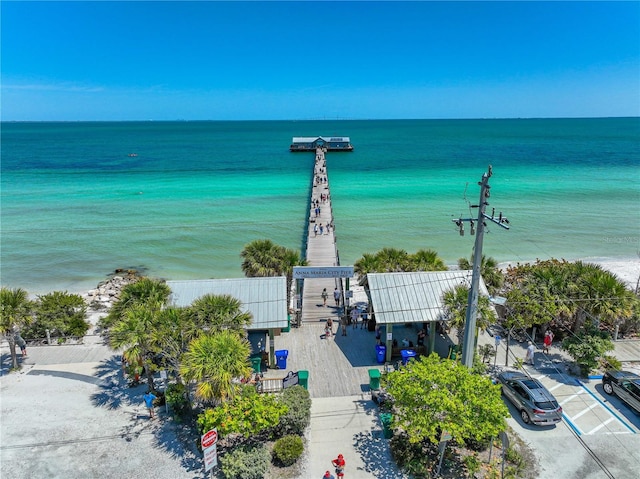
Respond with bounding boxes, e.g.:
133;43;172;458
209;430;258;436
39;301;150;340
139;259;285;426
560;389;585;406
572;401;601;420
586;417;615;435
575;379;637;434
548;382;565;392
562;413;583;436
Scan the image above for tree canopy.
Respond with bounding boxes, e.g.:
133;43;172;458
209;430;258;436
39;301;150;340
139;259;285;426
442;284;496;346
502;259;637;334
382;354;508;446
354;247;448;276
0;287;32;369
457;254;503;294
180;329;252;402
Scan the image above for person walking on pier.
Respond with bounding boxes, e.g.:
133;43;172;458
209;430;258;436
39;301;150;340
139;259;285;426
321;288;328;306
313;224;318;237
333;288;340;306
351;308;360;330
340;317;348;336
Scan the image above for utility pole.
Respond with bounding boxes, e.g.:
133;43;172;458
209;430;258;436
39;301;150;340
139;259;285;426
452;165;510;368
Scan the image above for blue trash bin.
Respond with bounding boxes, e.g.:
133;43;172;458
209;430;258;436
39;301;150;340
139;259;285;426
275;350;288;369
375;345;386;364
401;349;417;365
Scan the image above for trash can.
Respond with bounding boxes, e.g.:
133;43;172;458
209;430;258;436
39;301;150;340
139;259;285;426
250;356;262;373
368;369;381;390
298;370;309;390
375;345;386;364
275;350;288;369
401;349;417;365
448;345;457;360
380;413;393;439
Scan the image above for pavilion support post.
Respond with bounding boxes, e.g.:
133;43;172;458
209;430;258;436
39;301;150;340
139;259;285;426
385;324;393;363
268;329;275;368
428;321;436;356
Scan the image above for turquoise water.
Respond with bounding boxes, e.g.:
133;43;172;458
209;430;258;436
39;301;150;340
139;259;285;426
2;118;639;294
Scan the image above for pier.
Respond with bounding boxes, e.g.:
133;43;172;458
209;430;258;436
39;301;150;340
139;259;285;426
272;146;381;399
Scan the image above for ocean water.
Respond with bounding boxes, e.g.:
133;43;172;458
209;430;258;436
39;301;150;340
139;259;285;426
2;118;639;294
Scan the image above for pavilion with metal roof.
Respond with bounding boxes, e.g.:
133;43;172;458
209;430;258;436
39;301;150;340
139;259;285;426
362;270;489;362
290;136;353;151
166;277;288;366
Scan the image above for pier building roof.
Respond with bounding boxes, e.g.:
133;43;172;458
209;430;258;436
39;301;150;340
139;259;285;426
167;276;288;330
290;136;353;151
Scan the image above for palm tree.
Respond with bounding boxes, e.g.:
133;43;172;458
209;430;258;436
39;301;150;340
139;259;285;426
151;306;195;381
278;246;307;303
240;239;282;278
376;247;410;272
442;284;496;348
104;277;170;328
180;330;252;403
240;239;306;304
109;303;160;389
412;249;448;272
354;253;381;277
457;254;503;294
189;294;252;332
579;266;634;334
0;288;32;369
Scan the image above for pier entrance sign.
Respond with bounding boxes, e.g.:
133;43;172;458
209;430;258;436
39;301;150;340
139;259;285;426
293;266;354;279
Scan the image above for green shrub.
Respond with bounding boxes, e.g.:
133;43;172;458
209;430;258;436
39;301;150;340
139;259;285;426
562;328;614;376
276;385;311;436
165;383;189;415
23;291;89;339
463;453;481;476
600;354;622;371
220;444;270;479
198;386;287;438
390;432;432;476
272;435;304;467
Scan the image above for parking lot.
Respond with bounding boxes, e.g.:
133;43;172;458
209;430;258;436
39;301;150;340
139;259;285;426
498;356;640;479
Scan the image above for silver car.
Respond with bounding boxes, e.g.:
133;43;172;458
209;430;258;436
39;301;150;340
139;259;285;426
497;371;563;426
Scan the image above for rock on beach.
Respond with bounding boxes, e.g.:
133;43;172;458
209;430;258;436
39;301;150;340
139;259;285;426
82;269;143;311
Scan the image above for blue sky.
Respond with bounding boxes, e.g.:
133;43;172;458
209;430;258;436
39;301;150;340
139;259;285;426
2;1;639;121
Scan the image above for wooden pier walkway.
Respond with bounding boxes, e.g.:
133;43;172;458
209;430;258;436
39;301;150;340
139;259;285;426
269;148;383;399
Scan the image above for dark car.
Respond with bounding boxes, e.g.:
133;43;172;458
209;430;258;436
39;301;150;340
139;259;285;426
497;371;563;426
602;370;640;414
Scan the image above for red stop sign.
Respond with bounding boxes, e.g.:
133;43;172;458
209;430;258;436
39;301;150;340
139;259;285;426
202;429;218;448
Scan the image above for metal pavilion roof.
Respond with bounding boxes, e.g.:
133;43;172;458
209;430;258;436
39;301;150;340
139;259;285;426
166;277;288;330
365;270;489;325
291;136;351;143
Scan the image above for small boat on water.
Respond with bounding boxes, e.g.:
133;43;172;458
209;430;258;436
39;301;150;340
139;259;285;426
128;153;138;157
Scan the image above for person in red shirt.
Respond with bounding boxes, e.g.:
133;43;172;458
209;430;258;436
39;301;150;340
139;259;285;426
331;453;345;477
543;330;554;354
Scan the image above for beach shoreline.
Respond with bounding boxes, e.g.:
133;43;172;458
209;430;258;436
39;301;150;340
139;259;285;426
14;255;640;299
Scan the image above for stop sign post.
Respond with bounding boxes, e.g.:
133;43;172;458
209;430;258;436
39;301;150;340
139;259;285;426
201;428;218;472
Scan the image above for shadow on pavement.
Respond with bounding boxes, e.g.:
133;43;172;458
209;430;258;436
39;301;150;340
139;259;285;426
90;356;205;476
352;399;408;478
